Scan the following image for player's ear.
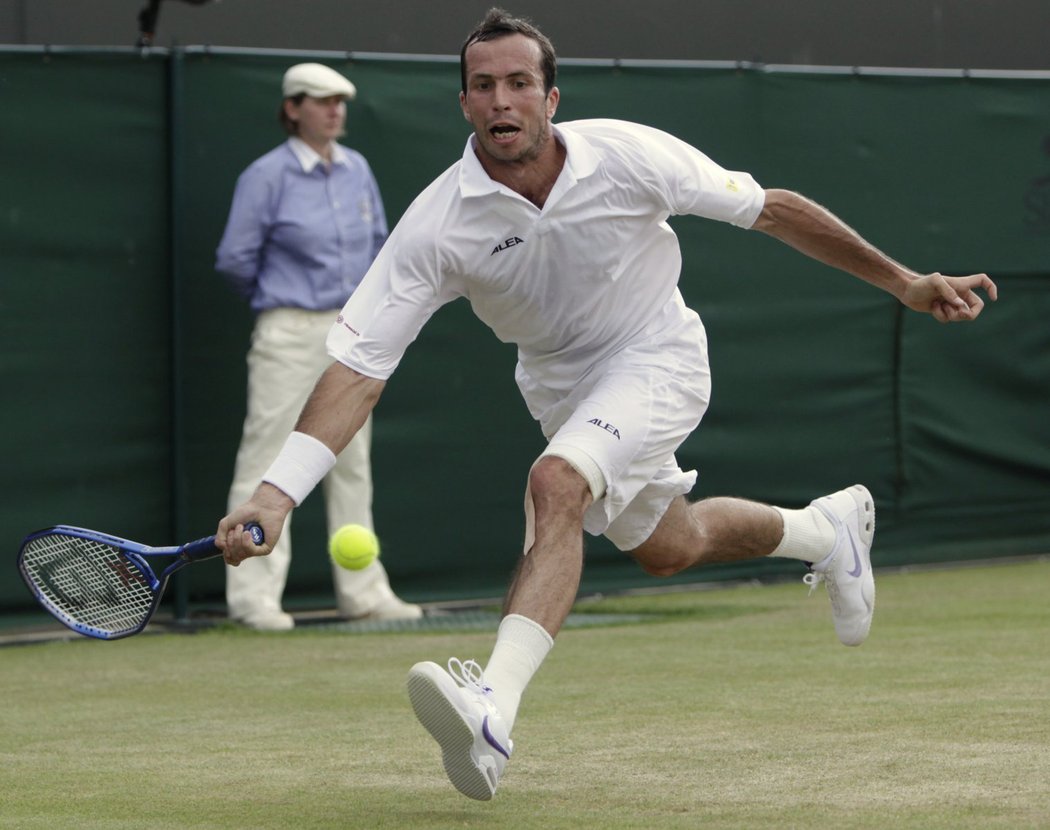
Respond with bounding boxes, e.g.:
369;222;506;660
460;91;472;123
546;85;559;119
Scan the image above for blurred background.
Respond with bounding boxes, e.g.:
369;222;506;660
1;0;1048;623
2;0;1050;68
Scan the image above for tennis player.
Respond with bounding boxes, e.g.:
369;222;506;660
217;7;998;801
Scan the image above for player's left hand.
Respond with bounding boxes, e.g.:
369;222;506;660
901;272;998;323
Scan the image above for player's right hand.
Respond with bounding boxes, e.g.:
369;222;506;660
216;483;294;565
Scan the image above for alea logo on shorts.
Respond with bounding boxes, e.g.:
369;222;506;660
588;418;621;439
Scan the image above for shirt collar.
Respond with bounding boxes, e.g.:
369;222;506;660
288;137;350;173
458;122;601;199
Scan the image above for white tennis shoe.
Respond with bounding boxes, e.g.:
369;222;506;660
407;658;513;801
236;610;295;632
805;484;876;647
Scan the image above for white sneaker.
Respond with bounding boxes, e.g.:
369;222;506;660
406;658;512;800
357;595;423;622
805;484;876;647
235;610;295;632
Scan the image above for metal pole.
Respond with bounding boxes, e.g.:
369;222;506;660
168;47;191;623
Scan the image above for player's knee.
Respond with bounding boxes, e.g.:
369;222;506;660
528;456;590;517
630;503;710;577
634;552;693;578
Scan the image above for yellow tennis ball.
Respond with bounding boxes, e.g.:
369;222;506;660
329;524;380;571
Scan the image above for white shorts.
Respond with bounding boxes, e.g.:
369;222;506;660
516;310;712;551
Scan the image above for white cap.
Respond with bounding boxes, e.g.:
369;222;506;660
281;63;357;100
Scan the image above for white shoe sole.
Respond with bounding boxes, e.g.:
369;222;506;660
407;663;500;801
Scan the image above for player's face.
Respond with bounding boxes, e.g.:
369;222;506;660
286;94;347;149
460;34;559;166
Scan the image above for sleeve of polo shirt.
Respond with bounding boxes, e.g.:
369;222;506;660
215;163;274;299
630;123;766;229
326;215;460;380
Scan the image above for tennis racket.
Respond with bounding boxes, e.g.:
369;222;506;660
17;523;263;640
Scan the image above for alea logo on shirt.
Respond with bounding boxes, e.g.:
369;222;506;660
491;236;525;255
588;418;621;440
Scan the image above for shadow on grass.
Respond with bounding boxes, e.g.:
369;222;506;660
570;595;780;622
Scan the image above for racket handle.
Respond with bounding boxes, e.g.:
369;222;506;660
181;522;265;562
245;522;265;545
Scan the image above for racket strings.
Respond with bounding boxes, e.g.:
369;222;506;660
21;534;156;636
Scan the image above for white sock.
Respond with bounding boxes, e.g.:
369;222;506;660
770;505;835;563
483;614;554;733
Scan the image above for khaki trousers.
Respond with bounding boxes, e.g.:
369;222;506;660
225;308;400;619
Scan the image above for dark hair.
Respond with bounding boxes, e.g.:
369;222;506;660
277;93;307;135
459;7;557;95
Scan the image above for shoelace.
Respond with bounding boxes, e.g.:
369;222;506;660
805;568;843;614
448;657;513;761
447;657;494;694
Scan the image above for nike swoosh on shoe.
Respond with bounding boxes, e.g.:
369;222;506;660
482;716;512;759
846;529;864;578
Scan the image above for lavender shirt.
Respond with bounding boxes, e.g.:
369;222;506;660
216;138;388;312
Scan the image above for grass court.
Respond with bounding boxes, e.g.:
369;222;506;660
2;557;1047;829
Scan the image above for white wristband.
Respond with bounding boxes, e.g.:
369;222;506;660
261;431;337;506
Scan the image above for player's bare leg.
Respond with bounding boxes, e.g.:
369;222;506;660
633;488;876;647
502;455;593;636
631;494;783;575
407;456;587;799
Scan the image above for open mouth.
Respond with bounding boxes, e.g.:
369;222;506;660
489;124;520;142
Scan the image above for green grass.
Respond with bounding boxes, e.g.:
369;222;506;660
2;559;1048;829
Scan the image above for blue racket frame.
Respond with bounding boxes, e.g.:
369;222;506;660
17;523;263;640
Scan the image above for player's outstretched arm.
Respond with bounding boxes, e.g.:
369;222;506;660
295;362;387;454
752;188;997;322
217;364;387;565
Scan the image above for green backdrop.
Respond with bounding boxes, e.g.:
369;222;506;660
2;48;1048;615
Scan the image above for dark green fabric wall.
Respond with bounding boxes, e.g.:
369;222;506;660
1;52;173;611
2;48;1048;612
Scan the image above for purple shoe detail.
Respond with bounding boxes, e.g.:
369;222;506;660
482;716;511;759
846;532;864;578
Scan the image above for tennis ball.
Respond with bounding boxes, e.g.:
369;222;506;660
329;524;380;571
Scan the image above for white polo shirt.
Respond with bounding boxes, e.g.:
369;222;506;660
327;118;765;392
